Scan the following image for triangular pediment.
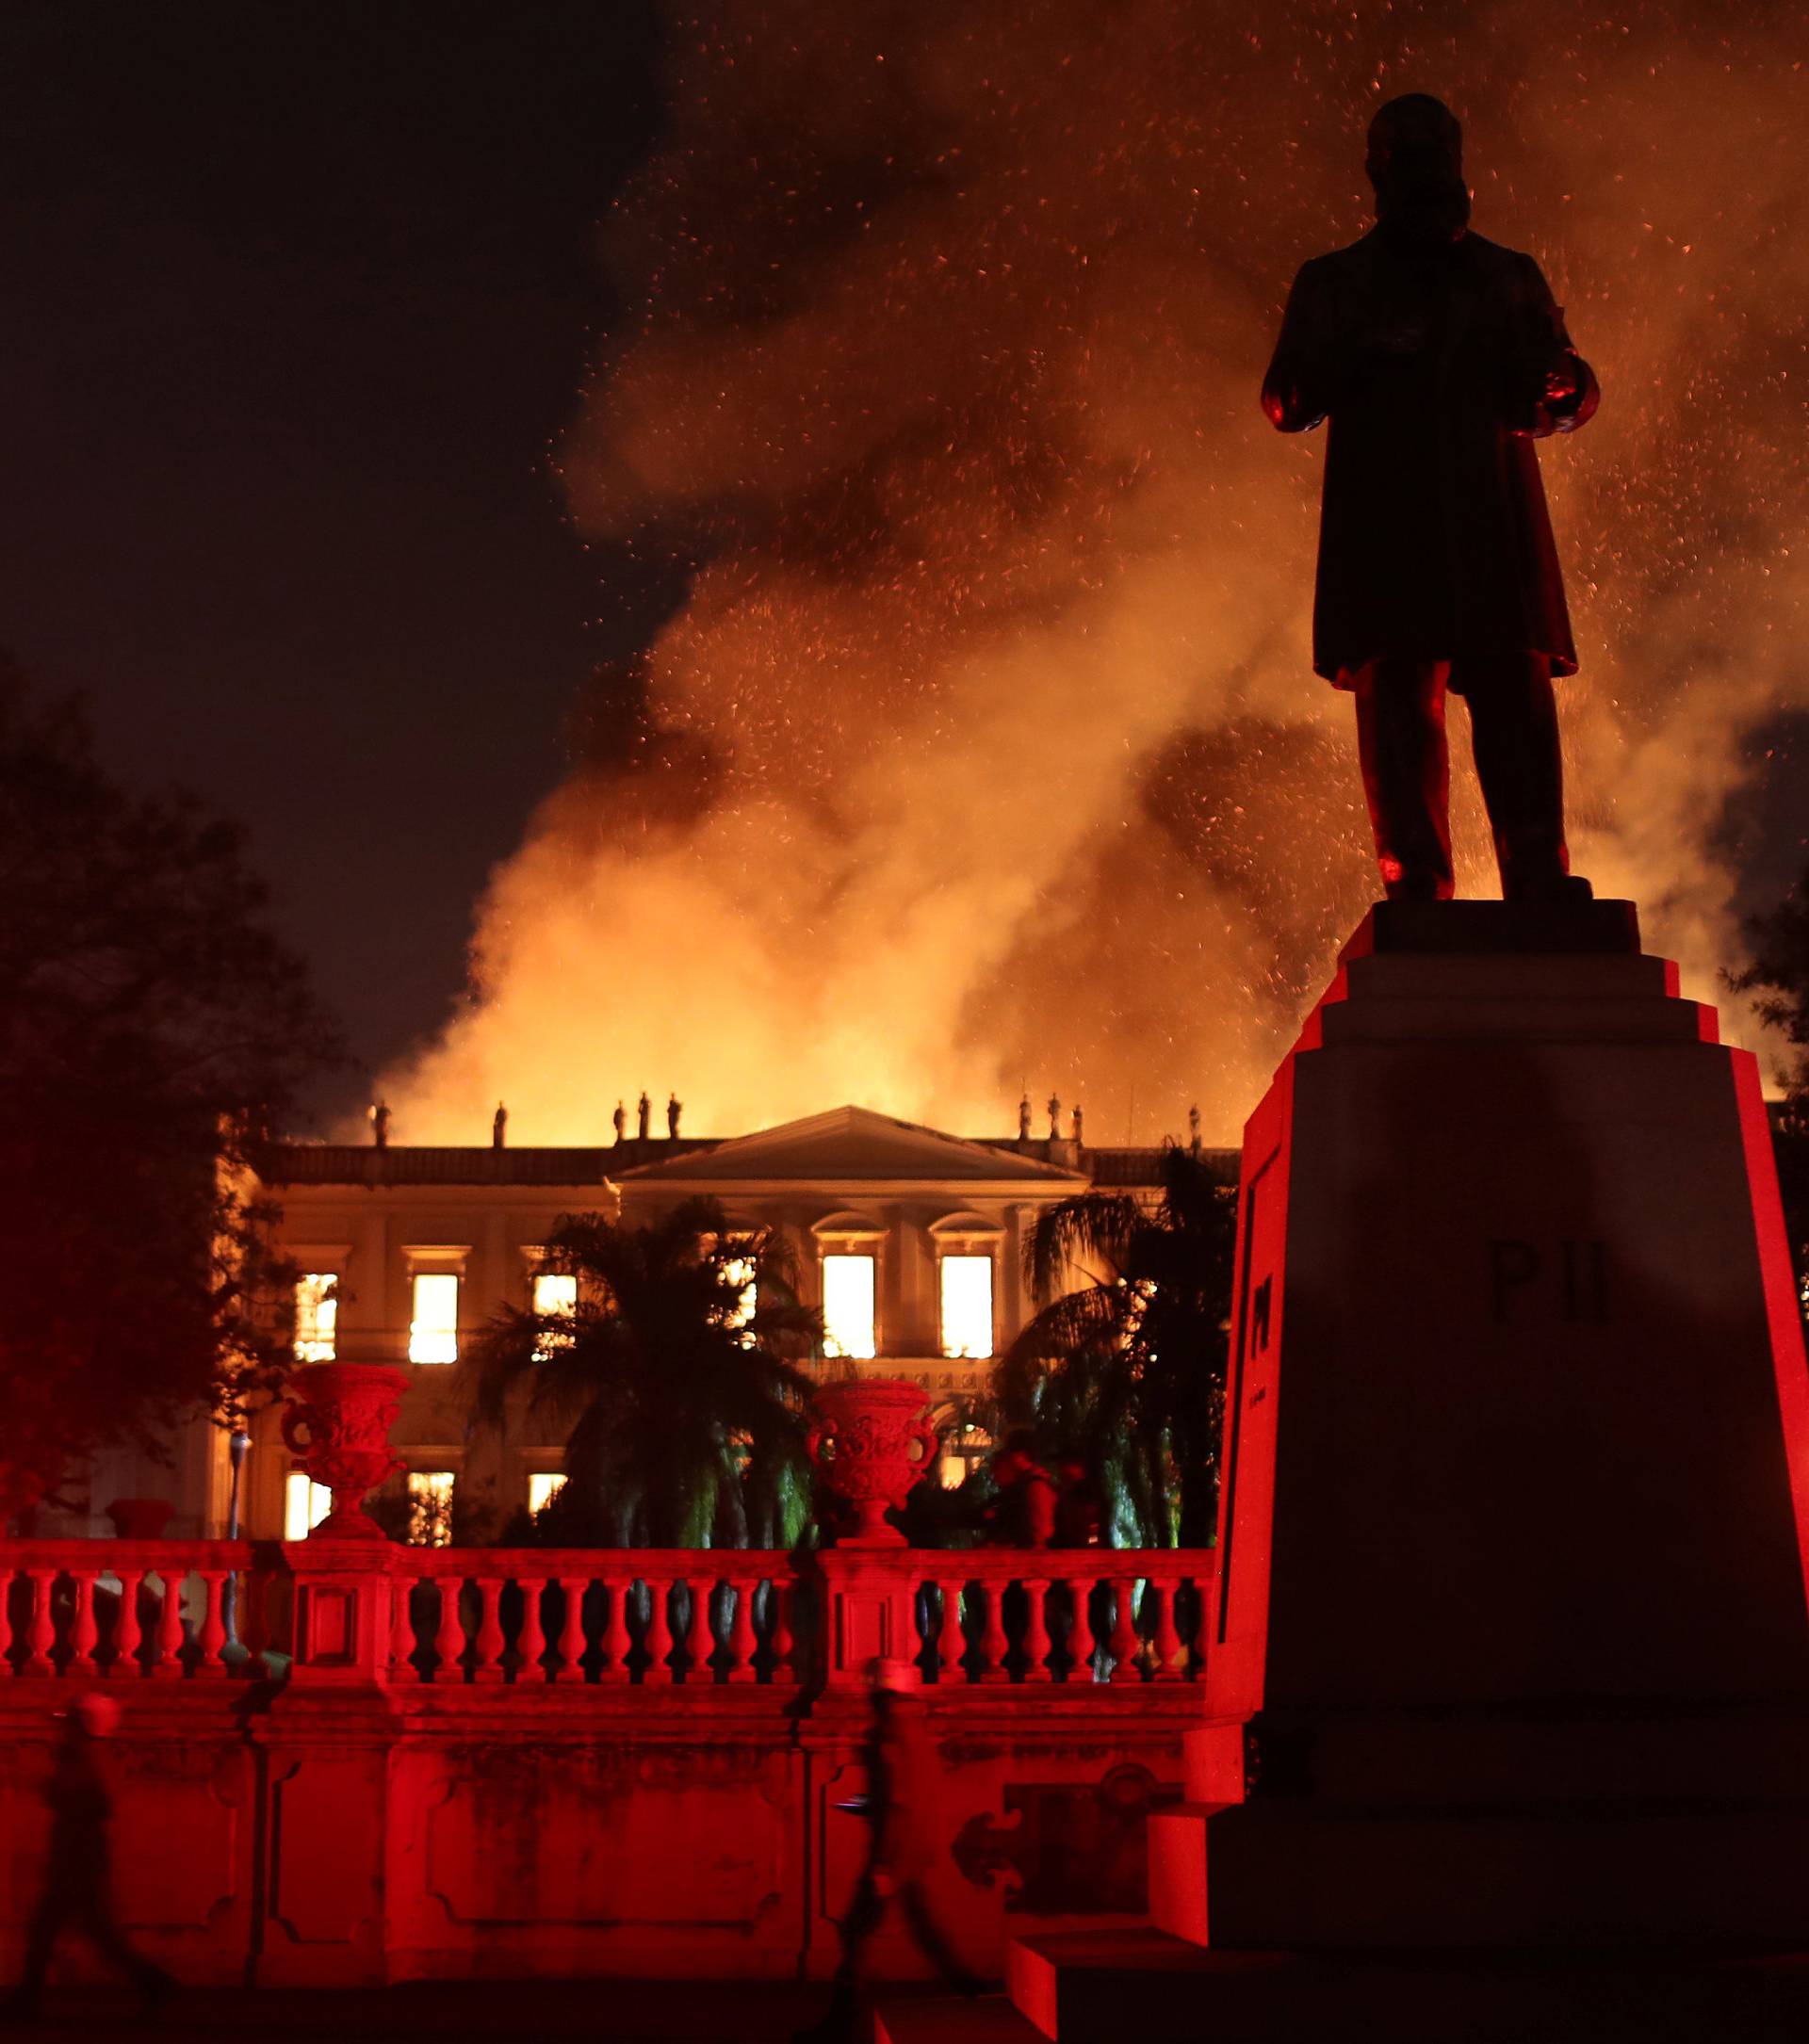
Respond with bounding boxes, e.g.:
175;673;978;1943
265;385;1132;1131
616;1105;1084;1187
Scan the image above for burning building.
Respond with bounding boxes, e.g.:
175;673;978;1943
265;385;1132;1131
46;1105;1232;1544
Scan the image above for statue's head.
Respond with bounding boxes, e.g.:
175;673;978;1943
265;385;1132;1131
1366;94;1470;244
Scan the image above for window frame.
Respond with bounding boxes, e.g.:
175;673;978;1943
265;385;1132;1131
811;1211;887;1361
928;1213;1005;1362
402;1244;468;1367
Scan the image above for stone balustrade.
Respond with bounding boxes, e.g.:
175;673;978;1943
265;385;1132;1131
0;1539;257;1680
386;1549;798;1686
0;1537;1210;1691
0;1533;1214;1988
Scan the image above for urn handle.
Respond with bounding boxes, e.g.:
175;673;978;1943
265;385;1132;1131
806;1417;837;1468
280;1402;316;1456
908;1414;938;1468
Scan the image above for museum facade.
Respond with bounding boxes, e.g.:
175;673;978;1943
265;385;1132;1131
84;1105;1230;1545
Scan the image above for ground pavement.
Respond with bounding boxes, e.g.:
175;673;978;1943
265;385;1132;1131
0;1978;937;2041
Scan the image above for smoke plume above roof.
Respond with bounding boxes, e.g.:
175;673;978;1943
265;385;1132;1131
383;0;1809;1144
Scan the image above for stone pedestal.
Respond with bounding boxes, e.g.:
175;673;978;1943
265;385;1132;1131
1154;900;1809;1950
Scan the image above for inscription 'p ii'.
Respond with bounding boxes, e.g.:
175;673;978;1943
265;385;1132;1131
1489;1238;1610;1325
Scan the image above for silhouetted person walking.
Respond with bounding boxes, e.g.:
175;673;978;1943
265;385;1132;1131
3;1695;172;2023
801;1661;982;2041
1263;93;1598;904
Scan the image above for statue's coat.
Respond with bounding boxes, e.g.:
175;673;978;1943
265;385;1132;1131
1263;229;1597;689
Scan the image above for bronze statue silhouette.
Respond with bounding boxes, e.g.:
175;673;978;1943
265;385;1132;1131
1263;93;1598;904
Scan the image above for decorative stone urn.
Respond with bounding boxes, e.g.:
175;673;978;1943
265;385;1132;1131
280;1362;409;1540
807;1378;939;1546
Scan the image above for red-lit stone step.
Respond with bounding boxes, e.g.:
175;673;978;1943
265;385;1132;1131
1007;1929;1216;2041
872;1991;1042;2044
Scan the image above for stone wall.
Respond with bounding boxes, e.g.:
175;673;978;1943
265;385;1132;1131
0;1538;1208;1986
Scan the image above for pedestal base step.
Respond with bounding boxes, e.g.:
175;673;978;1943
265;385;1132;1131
1003;1931;1809;2044
1151;1798;1809;1949
872;1992;1042;2044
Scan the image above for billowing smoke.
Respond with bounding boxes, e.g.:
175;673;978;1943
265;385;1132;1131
383;1;1809;1144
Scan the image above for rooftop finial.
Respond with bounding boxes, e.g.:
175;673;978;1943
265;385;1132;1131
368;1100;390;1149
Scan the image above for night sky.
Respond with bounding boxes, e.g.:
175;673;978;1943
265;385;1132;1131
4;5;666;1113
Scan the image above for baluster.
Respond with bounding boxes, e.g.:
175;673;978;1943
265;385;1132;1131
1150;1573;1183;1682
390;1570;421;1681
601;1575;633;1683
1108;1576;1141;1683
1052;1574;1083;1683
472;1578;506;1684
1020;1577;1052;1683
24;1568;57;1677
112;1570;144;1679
196;1569;229;1678
432;1574;465;1683
0;1567;14;1678
237;1561;270;1673
558;1576;591;1682
935;1581;966;1683
683;1578;716;1682
643;1575;674;1685
153;1567;186;1679
975;1582;1008;1684
68;1572;100;1679
515;1576;548;1684
1188;1575;1210;1678
726;1576;759;1683
766;1580;794;1681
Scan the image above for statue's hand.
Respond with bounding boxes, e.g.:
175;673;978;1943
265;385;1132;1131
1541;358;1582;407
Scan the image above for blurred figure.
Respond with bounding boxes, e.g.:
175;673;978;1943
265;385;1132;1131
1053;1457;1102;1549
802;1660;983;2041
986;1430;1056;1549
3;1695;172;2022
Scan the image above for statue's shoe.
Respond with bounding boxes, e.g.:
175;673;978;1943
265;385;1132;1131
1505;872;1595;905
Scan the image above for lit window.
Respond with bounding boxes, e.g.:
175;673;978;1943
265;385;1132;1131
528;1471;567;1515
939;1255;994;1359
284;1470;333;1539
938;1425;993;1490
293;1273;337;1361
406;1470;455;1547
409;1272;460;1364
531;1272;578;1359
822;1254;876;1359
723;1255;758;1338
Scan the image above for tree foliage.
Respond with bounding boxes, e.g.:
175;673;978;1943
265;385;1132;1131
995;1144;1237;1547
464;1199;823;1548
0;667;344;1522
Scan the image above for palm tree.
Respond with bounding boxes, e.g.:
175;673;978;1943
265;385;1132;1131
465;1199;822;1548
996;1144;1236;1547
